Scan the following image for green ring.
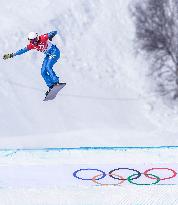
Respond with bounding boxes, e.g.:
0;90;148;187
128;173;160;185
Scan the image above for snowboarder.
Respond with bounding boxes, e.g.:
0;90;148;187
3;31;60;96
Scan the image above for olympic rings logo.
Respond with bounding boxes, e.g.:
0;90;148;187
73;168;177;186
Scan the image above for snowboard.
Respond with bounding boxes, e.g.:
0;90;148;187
43;83;66;101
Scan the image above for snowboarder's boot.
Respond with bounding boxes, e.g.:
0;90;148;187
45;83;59;97
43;82;66;101
45;86;53;97
45;90;50;97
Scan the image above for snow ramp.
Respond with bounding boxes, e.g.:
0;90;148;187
0;146;178;205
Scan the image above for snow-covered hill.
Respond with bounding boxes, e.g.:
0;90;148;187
0;0;178;147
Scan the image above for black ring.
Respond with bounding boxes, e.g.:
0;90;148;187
109;168;141;180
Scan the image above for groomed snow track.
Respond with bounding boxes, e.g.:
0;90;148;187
0;146;177;205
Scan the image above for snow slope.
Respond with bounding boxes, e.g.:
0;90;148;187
0;147;177;205
0;0;178;147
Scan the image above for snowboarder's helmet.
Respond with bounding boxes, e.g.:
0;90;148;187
28;32;38;40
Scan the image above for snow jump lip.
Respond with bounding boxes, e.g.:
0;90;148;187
0;145;178;152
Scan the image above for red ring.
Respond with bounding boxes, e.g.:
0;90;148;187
144;168;177;181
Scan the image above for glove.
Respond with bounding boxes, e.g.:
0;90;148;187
48;36;53;41
3;53;14;60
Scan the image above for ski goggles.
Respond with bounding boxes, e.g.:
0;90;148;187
29;37;39;44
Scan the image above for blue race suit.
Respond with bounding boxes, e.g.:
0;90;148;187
41;45;60;88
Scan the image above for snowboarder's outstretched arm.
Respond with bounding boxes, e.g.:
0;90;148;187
3;31;58;60
14;47;30;56
3;47;30;60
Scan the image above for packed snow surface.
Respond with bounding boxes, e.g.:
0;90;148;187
0;148;177;205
